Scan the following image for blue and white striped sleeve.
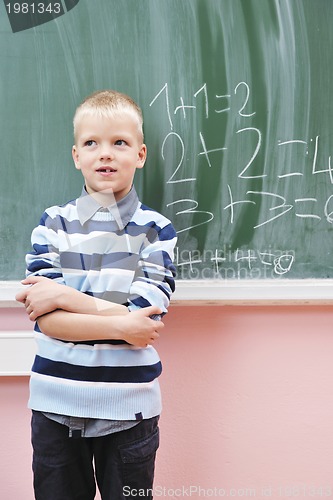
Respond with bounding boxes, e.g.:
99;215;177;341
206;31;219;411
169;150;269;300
127;219;177;314
26;210;65;284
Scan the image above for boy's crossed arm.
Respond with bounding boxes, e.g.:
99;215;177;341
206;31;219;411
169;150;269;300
16;276;164;348
17;275;129;320
36;308;163;348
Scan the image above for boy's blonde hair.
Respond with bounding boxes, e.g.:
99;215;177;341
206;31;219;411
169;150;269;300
73;90;144;143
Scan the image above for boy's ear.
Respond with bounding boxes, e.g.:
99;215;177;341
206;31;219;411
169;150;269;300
72;145;80;170
137;144;147;169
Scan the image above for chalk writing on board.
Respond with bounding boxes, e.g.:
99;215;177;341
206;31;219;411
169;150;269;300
149;81;333;278
162;132;196;184
175;247;295;280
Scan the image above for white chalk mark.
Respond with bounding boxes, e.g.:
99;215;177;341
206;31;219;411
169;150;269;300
198;132;226;168
224;185;256;224
174;97;196;118
234;82;256;117
194;83;209;119
237;127;265;179
162;132;196;184
214;94;231;114
149;83;173;130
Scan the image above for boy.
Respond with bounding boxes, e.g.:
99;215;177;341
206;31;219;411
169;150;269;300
16;90;177;500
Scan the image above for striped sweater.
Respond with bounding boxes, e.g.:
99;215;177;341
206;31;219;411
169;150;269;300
26;187;177;420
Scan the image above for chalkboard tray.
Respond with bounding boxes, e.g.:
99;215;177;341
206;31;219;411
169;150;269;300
3;280;333;306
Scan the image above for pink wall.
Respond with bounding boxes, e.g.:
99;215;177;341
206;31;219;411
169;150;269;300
2;305;333;499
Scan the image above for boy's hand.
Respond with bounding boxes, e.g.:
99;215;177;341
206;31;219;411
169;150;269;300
119;306;164;348
15;276;65;320
16;276;130;320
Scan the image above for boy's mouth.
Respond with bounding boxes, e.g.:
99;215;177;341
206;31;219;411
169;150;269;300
96;167;117;173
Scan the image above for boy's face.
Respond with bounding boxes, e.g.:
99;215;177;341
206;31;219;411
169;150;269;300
72;113;146;202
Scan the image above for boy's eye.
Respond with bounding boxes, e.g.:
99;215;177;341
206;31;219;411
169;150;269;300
115;139;127;146
84;140;96;147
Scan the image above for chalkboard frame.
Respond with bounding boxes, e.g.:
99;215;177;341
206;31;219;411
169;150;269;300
2;0;333;282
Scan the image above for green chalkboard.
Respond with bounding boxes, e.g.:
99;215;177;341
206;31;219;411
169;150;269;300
1;0;333;280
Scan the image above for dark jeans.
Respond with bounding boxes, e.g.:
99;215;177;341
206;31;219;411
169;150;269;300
31;411;159;500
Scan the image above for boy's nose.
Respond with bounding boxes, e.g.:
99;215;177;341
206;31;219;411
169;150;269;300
100;148;114;160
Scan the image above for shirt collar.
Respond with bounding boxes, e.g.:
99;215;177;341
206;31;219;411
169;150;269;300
77;186;139;229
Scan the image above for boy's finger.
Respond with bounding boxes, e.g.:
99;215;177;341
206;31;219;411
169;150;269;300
21;276;44;285
155;321;164;331
146;305;163;316
15;289;27;302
